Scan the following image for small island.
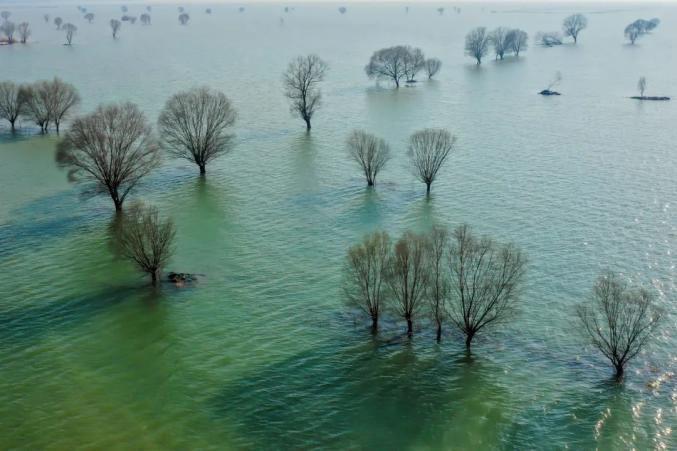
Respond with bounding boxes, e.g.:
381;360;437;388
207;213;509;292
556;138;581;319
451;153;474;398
631;77;670;101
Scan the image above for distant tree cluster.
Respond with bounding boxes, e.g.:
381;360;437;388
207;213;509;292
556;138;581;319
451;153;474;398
483;27;529;61
344;224;527;348
625;18;660;44
0;78;79;133
537;14;587;48
0;10;31;45
365;46;442;87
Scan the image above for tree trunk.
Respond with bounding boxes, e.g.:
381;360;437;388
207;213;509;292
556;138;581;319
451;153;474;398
614;363;624;380
465;332;474;350
426;182;431;195
199;164;206;176
395;79;400;88
370;316;378;334
151;269;160;286
406;318;413;337
10;119;16;132
304;117;311;130
55;121;60;133
436;322;442;343
367;179;374;187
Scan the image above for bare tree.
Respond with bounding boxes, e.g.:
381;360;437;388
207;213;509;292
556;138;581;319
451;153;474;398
54;17;63;29
387;231;428;337
140;13;151;25
338;6;347;14
576;272;662;380
448;224;526;350
110;19;121;38
178;13;190;25
22;82;51;132
17;21;29;43
84;13;94;23
121;5;128;13
403;47;426;83
0;21;15;43
562;13;587;43
120;203;176;286
344;231;391;332
536;31;563;47
637;76;647;97
158;86;237;176
647;18;660;31
43;78;80;133
365;46;411;88
507;29;528;56
408;128;456;195
44;14;49;23
489;27;512;60
465;27;490;64
0;11;10;21
346;130;391;186
424;58;442;79
63;23;77;45
425;225;449;342
283;54;328;130
624;22;641;44
0;81;28;132
437;7;444;15
56;102;160;211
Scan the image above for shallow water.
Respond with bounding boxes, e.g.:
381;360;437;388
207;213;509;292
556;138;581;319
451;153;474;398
1;2;676;449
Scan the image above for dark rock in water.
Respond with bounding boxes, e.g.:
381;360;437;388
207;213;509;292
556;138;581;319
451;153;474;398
168;272;197;284
630;96;670;101
539;90;561;96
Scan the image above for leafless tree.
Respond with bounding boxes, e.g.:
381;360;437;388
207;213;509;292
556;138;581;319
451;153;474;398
338;6;347;14
346;130;391;186
0;81;28;132
110;19;121;38
120;203;176;286
158;86;237;176
56;102;160;211
465;27;490;64
408;128;456;195
562;13;587;43
489;27;512;60
647;18;660;31
44;14;49;23
365;45;412;88
47;78;80;133
54;17;63;29
206;8;212;14
121;5;128;13
424;58;442;79
624;22;641;44
283;54;328;130
637;76;647;97
536;31;563;47
22;82;51;132
448;224;527;350
507;29;528;56
387;231;428;337
0;11;10;21
239;7;245;13
178;12;190;25
63;23;77;45
344;231;391;332
17;21;29;43
425;225;449;342
84;13;94;23
437;7;444;15
402;46;425;82
576;272;662;380
0;21;15;43
140;13;151;25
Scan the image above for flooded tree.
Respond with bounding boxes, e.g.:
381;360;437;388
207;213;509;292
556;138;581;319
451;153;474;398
507;29;528;56
120;203;176;286
54;17;63;29
63;23;77;45
465;27;490;64
178;13;190;25
562;13;587;43
576;272;662;380
425;225;449;342
387;231;428;337
624;22;641;44
283;54;328;131
0;81;27;132
489;27;511;60
637;76;647;97
365;46;418;88
0;11;10;21
44;14;49;23
402;47;425;83
22;82;50;132
408;128;456;195
140;14;151;25
158;86;237;176
344;231;391;333
21;78;80;133
0;20;15;44
345;130;391;186
110;19;121;38
447;224;527;350
338;6;347;14
536;31;563;47
437;7;444;15
56;102;160;211
16;21;29;43
424;58;442;79
84;13;94;23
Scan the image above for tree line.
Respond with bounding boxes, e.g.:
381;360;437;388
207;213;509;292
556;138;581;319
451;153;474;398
344;226;663;380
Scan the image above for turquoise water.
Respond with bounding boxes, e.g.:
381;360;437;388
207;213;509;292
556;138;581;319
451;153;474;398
1;3;675;449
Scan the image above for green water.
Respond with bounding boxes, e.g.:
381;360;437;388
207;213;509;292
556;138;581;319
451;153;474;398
1;2;676;449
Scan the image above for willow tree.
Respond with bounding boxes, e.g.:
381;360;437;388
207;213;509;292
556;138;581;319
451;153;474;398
365;46;410;88
158;86;237;176
346;130;391;186
576;272;662;380
408;128;456;195
465;27;490;64
56;102;160;212
110;19;121;38
424;58;442;79
425;225;449;342
283;54;328;130
17;21;29;43
0;81;27;132
63;23;77;45
562;13;587;43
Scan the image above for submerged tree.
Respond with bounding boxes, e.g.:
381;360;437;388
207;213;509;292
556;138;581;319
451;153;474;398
17;21;29;43
507;28;528;56
0;81;27;132
344;231;391;332
21;78;80;133
0;11;10;21
365;45;412;88
158;86;237;176
624;22;642;44
56;102;160;211
637;76;647;97
110;19;121;38
346;129;391;186
387;231;428;337
0;21;15;43
54;17;63;29
576;272;662;380
465;27;490;64
44;14;50;23
22;82;50;132
178;12;190;25
536;31;563;47
63;23;77;45
489;27;512;60
425;225;449;342
408;128;456;195
120;203;176;286
562;13;588;43
283;54;328;131
424;58;442;79
84;13;94;23
140;13;151;25
402;47;425;82
338;6;347;14
448;224;527;350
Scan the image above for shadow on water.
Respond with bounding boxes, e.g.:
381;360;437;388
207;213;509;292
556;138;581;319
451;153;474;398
210;336;512;449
